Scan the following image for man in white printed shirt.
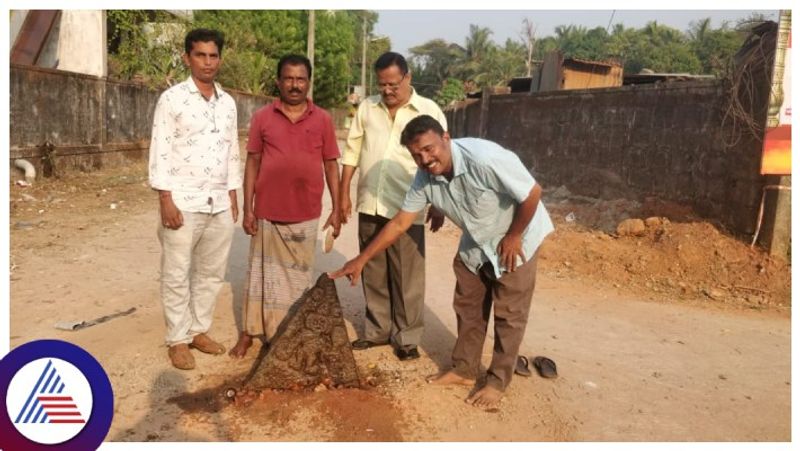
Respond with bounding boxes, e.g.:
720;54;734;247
148;28;242;370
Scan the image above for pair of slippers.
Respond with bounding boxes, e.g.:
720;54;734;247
515;355;557;379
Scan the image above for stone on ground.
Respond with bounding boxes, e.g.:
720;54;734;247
246;274;360;390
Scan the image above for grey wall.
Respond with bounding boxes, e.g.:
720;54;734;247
446;81;768;235
10;64;271;173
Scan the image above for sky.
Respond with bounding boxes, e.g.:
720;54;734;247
373;10;780;57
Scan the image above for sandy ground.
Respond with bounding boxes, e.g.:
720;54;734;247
7;160;791;442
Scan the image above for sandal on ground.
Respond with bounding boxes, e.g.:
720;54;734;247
514;355;532;377
533;356;558;379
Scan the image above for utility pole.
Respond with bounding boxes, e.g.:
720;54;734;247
360;12;367;100
307;10;315;100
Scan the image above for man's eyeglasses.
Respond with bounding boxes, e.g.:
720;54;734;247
377;73;407;92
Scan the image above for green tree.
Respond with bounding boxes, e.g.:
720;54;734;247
348;10;380;90
311;11;359;106
434;77;465;107
409;39;464;98
464;24;494;61
689;18;743;74
482;38;527;87
532;35;559;60
109;10;373;108
193;10;305;96
456;24;495;82
411;23;533;91
631;21;702;73
553;25;586;55
365;35;392;96
606;21;701;74
107;10;189;86
409;39;463;83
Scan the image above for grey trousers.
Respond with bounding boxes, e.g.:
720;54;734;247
450;252;538;391
358;213;425;350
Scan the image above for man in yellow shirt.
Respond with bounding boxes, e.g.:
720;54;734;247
339;52;447;361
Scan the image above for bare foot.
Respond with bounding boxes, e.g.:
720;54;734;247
466;385;503;409
425;370;475;386
228;332;253;358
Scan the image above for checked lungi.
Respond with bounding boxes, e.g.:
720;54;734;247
243;218;318;339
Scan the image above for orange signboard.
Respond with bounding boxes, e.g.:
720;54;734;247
761;125;791;174
761;27;791;175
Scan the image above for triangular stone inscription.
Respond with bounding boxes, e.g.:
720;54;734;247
246;274;360;390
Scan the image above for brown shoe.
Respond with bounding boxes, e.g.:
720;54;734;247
168;344;195;370
190;333;226;355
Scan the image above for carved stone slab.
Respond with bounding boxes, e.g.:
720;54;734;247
246;274;360;390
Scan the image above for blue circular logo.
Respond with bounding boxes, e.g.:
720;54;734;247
0;340;114;451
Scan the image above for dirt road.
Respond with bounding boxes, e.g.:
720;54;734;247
8;163;790;441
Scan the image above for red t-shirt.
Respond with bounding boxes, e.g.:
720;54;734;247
246;99;340;222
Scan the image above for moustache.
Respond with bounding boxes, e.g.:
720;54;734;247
289;89;302;94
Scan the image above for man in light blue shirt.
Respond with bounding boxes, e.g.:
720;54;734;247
331;115;553;409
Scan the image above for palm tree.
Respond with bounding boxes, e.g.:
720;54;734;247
453;24;495;84
689;18;712;41
464;24;494;61
554;24;589;56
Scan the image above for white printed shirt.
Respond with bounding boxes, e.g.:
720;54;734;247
148;76;242;213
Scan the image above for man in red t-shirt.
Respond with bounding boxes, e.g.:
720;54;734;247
229;54;340;358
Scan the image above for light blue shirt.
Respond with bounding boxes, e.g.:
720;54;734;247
401;138;554;278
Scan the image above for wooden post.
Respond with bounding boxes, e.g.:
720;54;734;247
479;88;491;138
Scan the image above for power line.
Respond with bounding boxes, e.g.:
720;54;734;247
583;10;617;90
606;10;617;32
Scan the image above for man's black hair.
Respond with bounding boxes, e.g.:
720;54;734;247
277;54;312;79
400;115;445;147
374;51;408;75
185;28;225;56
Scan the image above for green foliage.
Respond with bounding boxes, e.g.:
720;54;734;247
409;39;463;98
620;21;702;73
107;10;372;108
313;11;359;106
410;39;463;81
410;17;752;94
348;10;381;90
689;19;744;75
553;25;609;60
107;10;188;87
366;35;392;93
482;39;527;87
434;77;465;107
107;11;755;105
193;10;305;97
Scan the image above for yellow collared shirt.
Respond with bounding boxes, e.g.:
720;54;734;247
341;89;447;224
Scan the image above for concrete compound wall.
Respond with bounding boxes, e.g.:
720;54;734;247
10;64;271;175
446;81;768;235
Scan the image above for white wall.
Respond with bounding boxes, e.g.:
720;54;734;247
11;10;107;77
9;10;29;46
55;10;107;77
